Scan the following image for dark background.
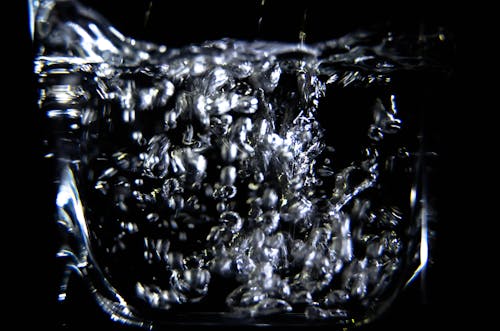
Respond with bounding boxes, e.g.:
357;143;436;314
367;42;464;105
10;0;470;329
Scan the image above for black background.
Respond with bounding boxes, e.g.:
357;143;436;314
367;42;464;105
9;0;471;330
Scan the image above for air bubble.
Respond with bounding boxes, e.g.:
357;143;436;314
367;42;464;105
220;211;243;233
213;185;237;200
256;211;280;234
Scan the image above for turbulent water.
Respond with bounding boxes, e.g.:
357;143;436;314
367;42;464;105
34;0;450;326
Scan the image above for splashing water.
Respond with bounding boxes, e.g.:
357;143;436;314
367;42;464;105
34;0;450;327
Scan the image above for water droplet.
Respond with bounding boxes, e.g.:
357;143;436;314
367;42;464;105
157;80;175;106
261;188;278;209
231;94;259;114
220;166;237;185
137;87;159;110
120;221;138;234
190;56;208;76
216;202;226;213
182;269;211;296
146;212;159;223
164;109;178;130
221;141;238;162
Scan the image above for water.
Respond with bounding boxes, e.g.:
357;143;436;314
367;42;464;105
34;0;451;327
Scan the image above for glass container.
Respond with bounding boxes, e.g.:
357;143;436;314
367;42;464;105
32;0;453;328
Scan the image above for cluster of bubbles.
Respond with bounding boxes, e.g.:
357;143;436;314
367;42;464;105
34;0;448;322
78;42;406;319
